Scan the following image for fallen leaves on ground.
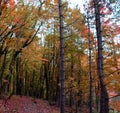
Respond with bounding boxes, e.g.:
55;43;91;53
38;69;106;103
0;95;60;113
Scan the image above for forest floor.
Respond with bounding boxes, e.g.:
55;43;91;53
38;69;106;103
0;95;60;113
0;95;118;113
2;95;118;113
0;95;90;113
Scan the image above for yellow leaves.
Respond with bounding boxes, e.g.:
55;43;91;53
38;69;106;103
21;40;48;71
65;76;78;94
79;55;89;74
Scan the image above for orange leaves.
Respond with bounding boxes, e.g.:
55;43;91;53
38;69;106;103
0;0;15;8
47;0;59;4
110;98;120;111
102;23;120;38
39;58;49;62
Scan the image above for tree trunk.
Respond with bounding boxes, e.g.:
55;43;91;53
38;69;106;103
59;0;65;112
70;54;74;107
44;64;49;100
93;0;109;113
87;10;93;113
0;49;8;89
95;82;100;112
16;56;21;95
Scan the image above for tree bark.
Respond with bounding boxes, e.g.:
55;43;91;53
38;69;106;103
87;10;93;113
93;0;109;113
70;54;74;107
58;0;65;113
0;48;8;89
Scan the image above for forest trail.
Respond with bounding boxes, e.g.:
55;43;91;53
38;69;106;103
0;95;60;113
0;95;89;113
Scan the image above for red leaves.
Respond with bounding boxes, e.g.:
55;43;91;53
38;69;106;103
0;95;60;113
104;19;110;25
9;0;15;7
100;7;112;15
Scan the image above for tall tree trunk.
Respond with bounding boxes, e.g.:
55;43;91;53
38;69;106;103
44;64;49;100
59;0;65;113
16;56;21;95
39;65;44;99
70;54;74;107
0;49;8;99
93;0;109;113
87;10;93;113
0;49;8;89
24;70;28;96
95;81;100;112
30;70;35;97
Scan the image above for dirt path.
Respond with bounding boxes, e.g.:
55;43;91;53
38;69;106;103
0;95;59;113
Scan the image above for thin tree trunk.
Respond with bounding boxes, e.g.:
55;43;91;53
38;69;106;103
0;49;8;89
87;10;93;113
16;56;21;95
70;54;74;107
44;64;49;100
39;65;44;99
24;70;28;96
30;70;35;97
93;0;109;113
95;81;100;112
59;0;65;112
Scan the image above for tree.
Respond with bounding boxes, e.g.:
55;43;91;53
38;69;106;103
0;0;44;101
58;0;65;112
93;0;109;113
86;10;93;113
